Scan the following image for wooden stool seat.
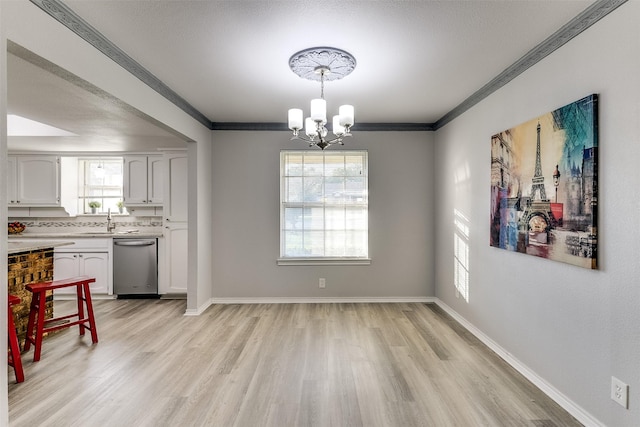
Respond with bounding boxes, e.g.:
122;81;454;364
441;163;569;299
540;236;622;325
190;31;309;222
24;276;98;362
8;294;25;383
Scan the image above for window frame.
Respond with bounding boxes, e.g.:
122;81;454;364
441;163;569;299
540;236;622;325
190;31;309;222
77;157;124;215
278;150;370;266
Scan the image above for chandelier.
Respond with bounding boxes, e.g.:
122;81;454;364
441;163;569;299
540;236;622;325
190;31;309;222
287;47;356;150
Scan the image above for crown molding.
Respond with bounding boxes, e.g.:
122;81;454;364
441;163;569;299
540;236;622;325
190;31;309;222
434;0;628;129
211;122;436;132
30;0;628;132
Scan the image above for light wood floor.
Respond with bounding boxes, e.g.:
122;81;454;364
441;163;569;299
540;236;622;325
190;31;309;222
9;300;581;426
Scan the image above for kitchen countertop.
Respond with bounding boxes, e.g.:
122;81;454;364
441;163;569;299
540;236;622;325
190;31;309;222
7;231;163;239
8;240;74;254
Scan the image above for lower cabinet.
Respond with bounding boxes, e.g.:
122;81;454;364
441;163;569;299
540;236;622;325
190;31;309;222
54;253;109;295
53;239;112;296
159;222;187;294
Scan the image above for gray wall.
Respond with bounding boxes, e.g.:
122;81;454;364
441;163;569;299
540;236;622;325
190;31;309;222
433;2;640;426
211;131;434;299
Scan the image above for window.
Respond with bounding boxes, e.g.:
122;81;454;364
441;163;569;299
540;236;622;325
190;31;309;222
78;158;124;214
280;150;369;263
454;209;470;302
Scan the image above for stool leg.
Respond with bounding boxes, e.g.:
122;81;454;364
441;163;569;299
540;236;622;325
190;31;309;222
23;292;39;352
33;291;47;362
82;282;99;344
8;307;24;383
76;284;85;337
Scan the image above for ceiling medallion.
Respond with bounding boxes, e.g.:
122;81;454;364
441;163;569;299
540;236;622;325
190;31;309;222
287;47;356;150
289;47;357;82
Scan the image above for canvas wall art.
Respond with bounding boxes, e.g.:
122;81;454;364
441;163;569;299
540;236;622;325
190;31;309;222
490;94;598;269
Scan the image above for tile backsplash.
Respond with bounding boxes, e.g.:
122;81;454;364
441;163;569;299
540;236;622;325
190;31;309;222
8;216;163;234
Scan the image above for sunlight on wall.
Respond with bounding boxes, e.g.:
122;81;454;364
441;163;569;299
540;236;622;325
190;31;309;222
454;209;470;302
453;161;471;184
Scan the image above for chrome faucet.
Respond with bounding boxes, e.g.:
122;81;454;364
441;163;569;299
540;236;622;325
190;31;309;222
106;208;116;233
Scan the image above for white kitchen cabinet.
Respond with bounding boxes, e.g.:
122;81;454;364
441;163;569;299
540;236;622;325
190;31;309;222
159;150;188;294
53;238;112;296
7;155;60;206
54;253;110;295
159;222;188;294
123;155;163;206
163;152;188;222
7;156;17;205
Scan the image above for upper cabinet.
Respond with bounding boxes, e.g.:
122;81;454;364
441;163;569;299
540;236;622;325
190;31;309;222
8;155;61;206
123;155;163;206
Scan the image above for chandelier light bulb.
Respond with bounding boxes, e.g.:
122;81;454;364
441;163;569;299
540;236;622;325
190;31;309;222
305;117;316;138
310;98;326;123
339;105;354;127
333;115;345;136
288;108;303;130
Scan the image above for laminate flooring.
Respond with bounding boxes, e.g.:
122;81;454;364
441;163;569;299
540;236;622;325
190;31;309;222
8;300;582;426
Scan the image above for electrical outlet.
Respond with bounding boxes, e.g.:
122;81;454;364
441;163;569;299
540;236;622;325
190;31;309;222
611;376;629;409
319;278;326;288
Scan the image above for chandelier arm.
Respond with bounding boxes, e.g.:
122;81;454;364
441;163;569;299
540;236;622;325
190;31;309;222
290;135;315;143
323;134;351;145
290;132;352;150
290;132;352;144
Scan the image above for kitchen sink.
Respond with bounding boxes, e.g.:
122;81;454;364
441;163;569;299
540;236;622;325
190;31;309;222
76;231;139;235
76;231;116;235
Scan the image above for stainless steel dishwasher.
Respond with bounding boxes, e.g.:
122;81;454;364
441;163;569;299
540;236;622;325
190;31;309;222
113;238;158;296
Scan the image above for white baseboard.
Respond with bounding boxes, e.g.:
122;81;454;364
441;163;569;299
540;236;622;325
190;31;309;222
434;298;605;427
160;294;187;300
184;297;213;316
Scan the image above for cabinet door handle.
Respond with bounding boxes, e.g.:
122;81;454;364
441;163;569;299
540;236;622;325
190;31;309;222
79;254;83;258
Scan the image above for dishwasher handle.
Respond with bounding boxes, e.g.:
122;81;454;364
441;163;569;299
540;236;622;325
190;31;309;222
113;240;156;247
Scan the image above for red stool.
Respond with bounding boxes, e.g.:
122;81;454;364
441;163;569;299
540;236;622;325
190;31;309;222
8;294;25;383
24;276;98;362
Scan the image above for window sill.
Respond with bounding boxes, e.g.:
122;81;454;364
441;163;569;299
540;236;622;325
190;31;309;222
277;257;371;266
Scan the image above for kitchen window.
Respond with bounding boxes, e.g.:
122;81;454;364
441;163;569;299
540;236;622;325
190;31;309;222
78;158;124;214
279;150;369;265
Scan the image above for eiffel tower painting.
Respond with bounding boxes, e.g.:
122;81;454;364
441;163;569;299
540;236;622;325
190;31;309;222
530;122;548;201
489;94;599;269
517;121;556;253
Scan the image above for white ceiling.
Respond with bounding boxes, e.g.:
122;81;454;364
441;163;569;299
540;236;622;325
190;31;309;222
9;0;598;152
